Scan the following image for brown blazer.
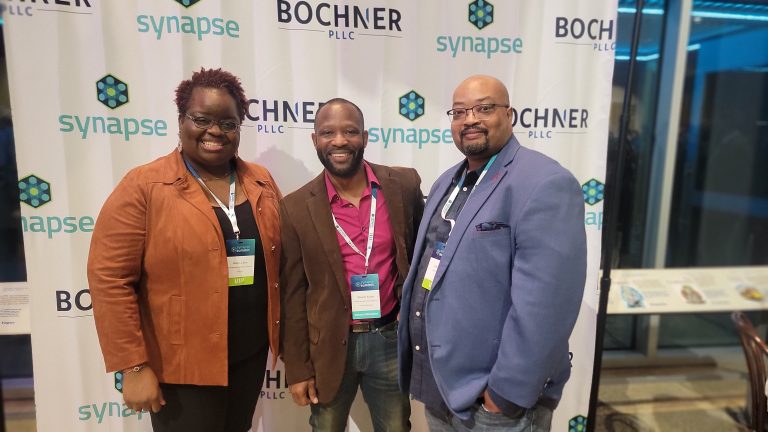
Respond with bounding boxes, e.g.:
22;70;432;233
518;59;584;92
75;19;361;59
87;151;282;386
279;162;424;403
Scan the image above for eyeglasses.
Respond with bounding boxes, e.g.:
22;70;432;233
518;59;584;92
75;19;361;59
185;114;240;133
446;104;510;121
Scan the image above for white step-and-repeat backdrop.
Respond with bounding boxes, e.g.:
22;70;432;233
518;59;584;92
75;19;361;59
4;0;615;430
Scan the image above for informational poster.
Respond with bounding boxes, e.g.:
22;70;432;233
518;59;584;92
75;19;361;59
609;267;768;314
0;282;30;335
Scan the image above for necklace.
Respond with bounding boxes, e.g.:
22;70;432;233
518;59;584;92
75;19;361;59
201;171;231;181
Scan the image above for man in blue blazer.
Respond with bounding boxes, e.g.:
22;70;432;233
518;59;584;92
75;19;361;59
398;75;587;431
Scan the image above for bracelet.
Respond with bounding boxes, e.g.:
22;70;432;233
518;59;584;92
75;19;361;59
121;364;146;374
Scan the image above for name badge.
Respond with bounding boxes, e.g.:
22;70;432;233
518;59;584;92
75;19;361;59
421;241;446;290
350;274;381;319
226;239;256;286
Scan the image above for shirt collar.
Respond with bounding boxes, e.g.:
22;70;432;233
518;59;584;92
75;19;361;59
325;161;380;203
451;159;487;185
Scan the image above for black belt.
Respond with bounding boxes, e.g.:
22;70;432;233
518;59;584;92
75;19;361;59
350;308;398;333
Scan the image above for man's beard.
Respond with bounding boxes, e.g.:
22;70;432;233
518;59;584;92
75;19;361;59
317;147;365;178
459;127;489;156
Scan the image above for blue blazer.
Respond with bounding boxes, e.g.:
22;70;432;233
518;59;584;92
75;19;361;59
397;136;587;419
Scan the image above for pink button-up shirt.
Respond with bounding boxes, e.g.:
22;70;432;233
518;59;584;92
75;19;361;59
325;162;397;322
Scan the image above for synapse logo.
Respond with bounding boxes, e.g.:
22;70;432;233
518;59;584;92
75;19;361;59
436;1;522;59
96;75;129;109
583;179;604;231
175;0;202;7
554;16;615;52
569;415;587;432
468;0;493;30
276;0;403;41
77;372;147;424
399;91;425;121
19;174;96;239
137;0;240;41
582;179;604;205
18;175;51;209
367;89;452;149
59;74;168;141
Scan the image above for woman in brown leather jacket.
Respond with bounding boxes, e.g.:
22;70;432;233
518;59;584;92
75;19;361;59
87;68;281;432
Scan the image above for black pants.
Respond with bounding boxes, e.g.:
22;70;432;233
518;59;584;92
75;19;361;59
150;347;269;432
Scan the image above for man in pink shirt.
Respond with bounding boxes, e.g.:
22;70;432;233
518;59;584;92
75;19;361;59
280;98;424;431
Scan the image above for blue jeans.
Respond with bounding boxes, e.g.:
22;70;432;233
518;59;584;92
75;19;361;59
425;403;553;432
309;321;411;432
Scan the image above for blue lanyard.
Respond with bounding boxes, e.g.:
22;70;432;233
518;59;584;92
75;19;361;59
183;158;239;239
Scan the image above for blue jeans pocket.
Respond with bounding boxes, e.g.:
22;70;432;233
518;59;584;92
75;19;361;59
375;322;398;341
474;403;531;430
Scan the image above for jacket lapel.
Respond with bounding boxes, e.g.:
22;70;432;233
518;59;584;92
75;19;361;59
306;174;350;306
371;164;407;271
236;160;264;214
169;153;222;234
431;137;521;290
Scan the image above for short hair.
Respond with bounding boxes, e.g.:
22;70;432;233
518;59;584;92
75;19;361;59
175;68;248;122
315;98;365;130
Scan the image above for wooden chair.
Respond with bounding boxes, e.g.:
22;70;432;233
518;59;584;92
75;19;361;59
732;311;768;432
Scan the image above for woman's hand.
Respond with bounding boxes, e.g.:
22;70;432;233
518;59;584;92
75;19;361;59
122;366;166;413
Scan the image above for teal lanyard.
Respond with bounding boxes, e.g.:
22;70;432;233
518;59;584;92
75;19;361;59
440;154;498;236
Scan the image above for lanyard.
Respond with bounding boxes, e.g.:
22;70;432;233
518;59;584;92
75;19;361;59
440;154;498;235
331;187;378;274
183;158;240;240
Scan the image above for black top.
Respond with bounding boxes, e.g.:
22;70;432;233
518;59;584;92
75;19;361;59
213;200;269;364
409;161;483;417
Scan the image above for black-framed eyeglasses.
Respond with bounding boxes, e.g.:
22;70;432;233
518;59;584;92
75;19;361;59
185;114;240;133
446;104;510;121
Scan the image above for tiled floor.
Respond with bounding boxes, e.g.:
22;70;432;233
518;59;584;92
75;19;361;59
2;361;756;431
596;362;751;431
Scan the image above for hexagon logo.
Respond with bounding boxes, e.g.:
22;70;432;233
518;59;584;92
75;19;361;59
96;74;129;109
18;175;51;208
174;0;202;7
469;0;494;30
399;91;425;121
569;415;587;432
582;178;605;206
114;372;124;393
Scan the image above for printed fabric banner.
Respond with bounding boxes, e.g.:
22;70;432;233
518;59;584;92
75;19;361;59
3;0;614;430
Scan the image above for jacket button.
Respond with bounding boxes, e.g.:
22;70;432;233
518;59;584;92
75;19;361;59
258;207;262;212
274;283;279;288
271;245;276;252
342;339;347;345
274;320;280;325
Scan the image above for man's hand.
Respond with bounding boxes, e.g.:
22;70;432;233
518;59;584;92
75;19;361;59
122;366;165;413
289;377;319;406
482;389;502;413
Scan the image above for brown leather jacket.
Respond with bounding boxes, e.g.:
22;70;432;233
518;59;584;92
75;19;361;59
87;151;281;386
280;163;424;402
